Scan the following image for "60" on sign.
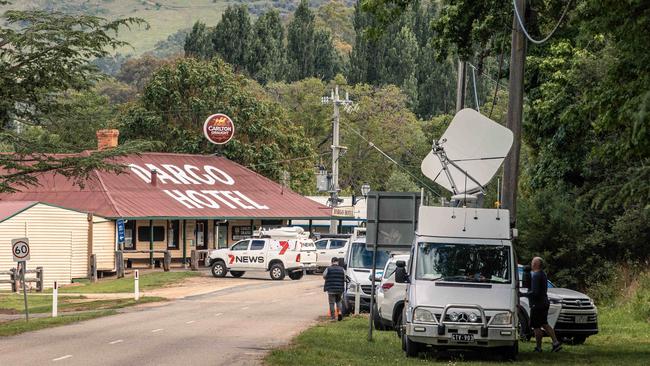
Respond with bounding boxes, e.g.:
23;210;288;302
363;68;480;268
11;238;30;262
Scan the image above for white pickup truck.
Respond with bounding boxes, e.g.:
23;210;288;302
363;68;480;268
206;238;311;280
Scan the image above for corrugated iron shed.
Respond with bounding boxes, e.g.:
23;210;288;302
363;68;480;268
0;153;331;220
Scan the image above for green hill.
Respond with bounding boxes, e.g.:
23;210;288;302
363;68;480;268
3;0;352;57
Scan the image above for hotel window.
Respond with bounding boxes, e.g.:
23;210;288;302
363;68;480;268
138;226;165;242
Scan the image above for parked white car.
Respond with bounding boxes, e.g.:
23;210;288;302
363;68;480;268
374;254;410;332
314;235;350;270
206;238;313;280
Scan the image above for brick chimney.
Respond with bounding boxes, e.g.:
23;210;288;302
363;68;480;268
96;129;119;150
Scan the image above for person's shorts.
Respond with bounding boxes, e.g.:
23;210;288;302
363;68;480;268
328;293;342;303
530;304;550;328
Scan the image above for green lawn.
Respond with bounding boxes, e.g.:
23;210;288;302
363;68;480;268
0;310;117;337
56;271;201;293
0;293;165;314
267;305;650;366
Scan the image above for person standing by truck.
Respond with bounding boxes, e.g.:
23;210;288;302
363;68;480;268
520;257;562;353
323;257;345;321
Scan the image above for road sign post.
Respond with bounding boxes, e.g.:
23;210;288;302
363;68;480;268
52;281;58;318
12;238;30;322
117;219;125;249
134;270;140;301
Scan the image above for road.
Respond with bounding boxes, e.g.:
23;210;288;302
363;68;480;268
0;274;325;365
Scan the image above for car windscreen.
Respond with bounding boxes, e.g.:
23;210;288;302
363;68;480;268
416;242;511;284
349;242;390;269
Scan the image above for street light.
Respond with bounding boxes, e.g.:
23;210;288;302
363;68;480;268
353;183;371;205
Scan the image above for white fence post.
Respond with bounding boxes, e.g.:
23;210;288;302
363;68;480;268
134;270;139;301
354;284;361;315
52;281;58;318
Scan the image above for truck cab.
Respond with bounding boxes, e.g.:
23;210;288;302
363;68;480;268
343;237;391;312
397;206;519;359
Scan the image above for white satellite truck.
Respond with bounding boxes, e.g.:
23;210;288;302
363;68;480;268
395;109;519;359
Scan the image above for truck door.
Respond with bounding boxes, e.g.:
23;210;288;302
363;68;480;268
228;240;250;269
248;239;267;270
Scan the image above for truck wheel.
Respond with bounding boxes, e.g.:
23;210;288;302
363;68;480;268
403;334;422;358
288;271;304;280
500;342;519;361
569;335;587;345
230;271;245;278
269;263;286;280
211;261;227;278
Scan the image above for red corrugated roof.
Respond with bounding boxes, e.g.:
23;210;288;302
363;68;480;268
0;153;331;219
0;201;37;223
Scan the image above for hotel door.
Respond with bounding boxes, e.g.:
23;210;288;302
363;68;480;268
216;222;229;249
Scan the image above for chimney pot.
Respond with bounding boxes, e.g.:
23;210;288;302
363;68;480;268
96;129;119;150
151;169;158;186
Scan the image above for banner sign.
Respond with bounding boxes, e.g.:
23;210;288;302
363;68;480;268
203;114;235;145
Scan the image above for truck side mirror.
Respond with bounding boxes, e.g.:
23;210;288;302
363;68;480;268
339;258;347;270
395;261;408;283
369;273;382;282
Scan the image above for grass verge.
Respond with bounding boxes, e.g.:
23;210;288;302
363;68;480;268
0;310;117;337
267;296;650;366
57;271;201;293
0;294;166;314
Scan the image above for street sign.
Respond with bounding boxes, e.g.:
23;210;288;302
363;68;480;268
12;238;30;262
332;206;354;217
203;113;235;145
117;219;126;244
366;192;421;250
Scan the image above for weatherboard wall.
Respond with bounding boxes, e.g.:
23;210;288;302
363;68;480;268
0;203;89;290
93;217;116;271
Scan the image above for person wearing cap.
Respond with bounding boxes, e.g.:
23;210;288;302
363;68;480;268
520;257;562;353
323;257;345;321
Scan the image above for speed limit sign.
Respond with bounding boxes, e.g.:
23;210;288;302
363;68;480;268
12;238;30;262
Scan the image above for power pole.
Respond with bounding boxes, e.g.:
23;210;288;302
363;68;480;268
456;60;467;112
322;86;355;234
331;86;341;234
503;0;527;226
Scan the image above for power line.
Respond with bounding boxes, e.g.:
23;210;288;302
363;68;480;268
512;0;571;45
246;152;330;168
339;121;442;197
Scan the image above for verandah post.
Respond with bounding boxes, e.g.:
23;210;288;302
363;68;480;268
149;219;154;268
182;219;187;268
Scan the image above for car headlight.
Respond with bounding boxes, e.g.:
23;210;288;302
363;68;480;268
348;283;357;292
549;298;561;305
414;307;438;324
468;312;479;323
490;312;512;326
449;312;459;322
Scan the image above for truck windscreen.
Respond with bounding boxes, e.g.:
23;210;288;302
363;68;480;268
349;242;390;269
415;242;511;284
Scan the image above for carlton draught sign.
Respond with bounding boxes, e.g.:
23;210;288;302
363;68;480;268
203;113;235;145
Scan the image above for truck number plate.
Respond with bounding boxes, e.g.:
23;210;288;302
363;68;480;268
451;334;474;342
575;315;589;323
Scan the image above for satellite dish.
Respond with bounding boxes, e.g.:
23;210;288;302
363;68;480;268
421;108;513;194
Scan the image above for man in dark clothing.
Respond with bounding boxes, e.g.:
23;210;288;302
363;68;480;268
323;257;345;321
520;257;562;352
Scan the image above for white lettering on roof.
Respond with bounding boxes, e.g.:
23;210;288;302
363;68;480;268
162;164;200;184
162;190;269;211
184;164;215;184
203;190;238;209
186;190;220;208
204;166;235;185
129;164;151;183
163;190;203;209
145;164;181;184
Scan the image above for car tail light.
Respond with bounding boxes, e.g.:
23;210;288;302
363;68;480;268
296;253;301;262
382;283;394;290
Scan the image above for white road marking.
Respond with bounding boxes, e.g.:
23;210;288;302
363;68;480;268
151;328;164;333
271;299;281;303
304;292;315;296
241;306;249;310
52;355;72;362
215;313;223;317
186;320;196;324
109;339;123;345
